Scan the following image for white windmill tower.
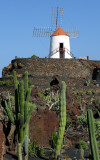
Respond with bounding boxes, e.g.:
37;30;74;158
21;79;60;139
33;7;79;59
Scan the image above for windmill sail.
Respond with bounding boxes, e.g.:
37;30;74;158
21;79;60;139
33;27;52;37
33;7;79;38
65;27;79;38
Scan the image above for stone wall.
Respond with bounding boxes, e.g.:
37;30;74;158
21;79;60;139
1;58;94;89
3;58;92;79
1;58;100;98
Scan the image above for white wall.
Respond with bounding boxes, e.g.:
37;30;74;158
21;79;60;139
49;35;72;58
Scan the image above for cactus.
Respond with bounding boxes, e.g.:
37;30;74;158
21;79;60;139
1;71;36;160
14;71;36;160
55;81;66;159
87;109;99;160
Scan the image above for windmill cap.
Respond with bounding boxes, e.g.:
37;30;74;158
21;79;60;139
51;27;69;36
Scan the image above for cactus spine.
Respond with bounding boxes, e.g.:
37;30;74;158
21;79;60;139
55;81;66;159
87;109;99;160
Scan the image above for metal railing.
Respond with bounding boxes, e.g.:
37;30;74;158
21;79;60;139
48;47;74;58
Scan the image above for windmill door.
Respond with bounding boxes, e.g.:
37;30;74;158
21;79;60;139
59;43;64;58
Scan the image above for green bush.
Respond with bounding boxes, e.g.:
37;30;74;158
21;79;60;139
77;90;84;95
92;98;100;105
0;80;11;86
15;56;20;59
29;142;46;159
77;114;87;127
44;88;50;96
78;140;88;150
29;142;37;157
86;91;92;95
31;54;39;58
84;80;90;86
66;117;72;129
77;97;81;103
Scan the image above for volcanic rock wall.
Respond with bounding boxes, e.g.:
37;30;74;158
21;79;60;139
2;58;93;87
3;58;91;78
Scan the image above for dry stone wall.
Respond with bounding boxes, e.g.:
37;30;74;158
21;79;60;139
1;58;97;98
3;58;91;78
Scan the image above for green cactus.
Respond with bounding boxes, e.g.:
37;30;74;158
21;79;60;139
55;81;66;159
1;71;36;160
87;109;99;160
14;71;36;160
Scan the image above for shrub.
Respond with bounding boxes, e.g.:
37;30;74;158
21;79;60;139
29;142;37;157
78;140;88;150
0;80;11;86
92;98;100;105
86;91;92;95
77;114;87;127
44;88;50;96
66;117;72;129
15;56;20;59
91;90;96;94
29;142;46;158
77;97;81;103
31;54;39;58
84;80;90;86
78;90;84;95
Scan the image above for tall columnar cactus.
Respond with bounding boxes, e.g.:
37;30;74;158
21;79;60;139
13;71;36;160
1;71;36;160
55;81;66;159
87;109;99;160
24;72;30;160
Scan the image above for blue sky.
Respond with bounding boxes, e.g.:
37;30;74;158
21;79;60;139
0;0;100;77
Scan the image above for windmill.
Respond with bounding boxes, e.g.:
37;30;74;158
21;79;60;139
33;7;79;58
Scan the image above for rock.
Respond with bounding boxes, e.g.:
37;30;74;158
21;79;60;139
0;122;6;160
13;62;17;68
29;107;58;147
17;62;24;68
2;63;12;76
96;83;99;87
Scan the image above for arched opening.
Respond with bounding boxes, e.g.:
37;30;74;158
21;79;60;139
50;76;60;93
92;68;100;83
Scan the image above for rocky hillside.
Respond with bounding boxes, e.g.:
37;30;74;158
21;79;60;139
0;58;100;159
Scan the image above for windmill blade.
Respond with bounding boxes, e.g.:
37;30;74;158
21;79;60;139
51;7;63;30
60;8;63;27
58;7;63;28
33;27;53;37
65;27;79;38
56;7;59;29
51;7;56;28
